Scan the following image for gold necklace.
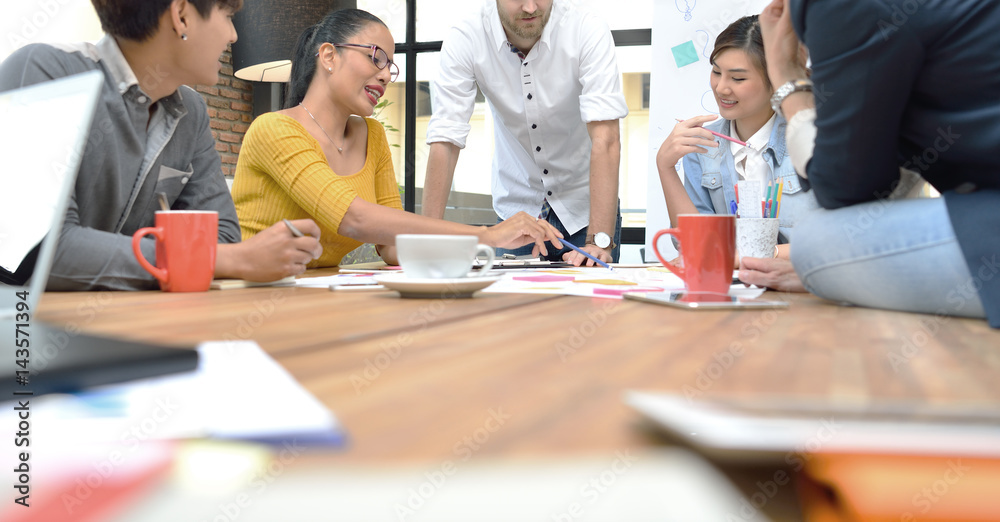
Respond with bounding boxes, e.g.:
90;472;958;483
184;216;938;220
299;103;343;153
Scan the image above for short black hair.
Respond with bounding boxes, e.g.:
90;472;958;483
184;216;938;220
91;0;243;41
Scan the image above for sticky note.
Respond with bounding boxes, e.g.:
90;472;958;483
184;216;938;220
575;279;638;286
513;275;576;283
671;41;699;68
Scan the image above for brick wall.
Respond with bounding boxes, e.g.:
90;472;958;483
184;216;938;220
194;47;253;179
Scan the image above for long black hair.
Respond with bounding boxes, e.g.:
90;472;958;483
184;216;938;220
284;8;387;109
710;15;771;91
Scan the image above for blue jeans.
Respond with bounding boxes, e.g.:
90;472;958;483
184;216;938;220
790;197;985;319
496;203;623;262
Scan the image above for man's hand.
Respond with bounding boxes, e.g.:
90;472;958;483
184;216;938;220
216;219;322;282
483;212;563;257
738;256;806;293
563;243;612;267
760;0;809;87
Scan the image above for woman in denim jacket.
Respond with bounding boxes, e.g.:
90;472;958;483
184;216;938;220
656;15;817;261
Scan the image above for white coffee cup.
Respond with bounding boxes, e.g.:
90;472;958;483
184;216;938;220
395;234;496;279
736;218;780;260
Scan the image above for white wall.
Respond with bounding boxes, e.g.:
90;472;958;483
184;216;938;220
645;0;771;261
1;1;103;61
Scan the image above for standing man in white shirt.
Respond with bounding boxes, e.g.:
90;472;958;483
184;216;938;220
423;0;628;265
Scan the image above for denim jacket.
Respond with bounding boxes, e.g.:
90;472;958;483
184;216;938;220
681;116;818;243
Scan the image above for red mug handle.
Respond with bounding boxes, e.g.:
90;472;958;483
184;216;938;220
132;227;168;283
652;228;687;285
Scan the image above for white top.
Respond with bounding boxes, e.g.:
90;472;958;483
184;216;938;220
427;0;628;234
730;113;777;183
786;107;817;178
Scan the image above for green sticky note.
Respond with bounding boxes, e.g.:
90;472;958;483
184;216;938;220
671;40;699;68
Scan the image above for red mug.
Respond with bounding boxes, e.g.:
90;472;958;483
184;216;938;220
653;214;736;294
131;211;218;292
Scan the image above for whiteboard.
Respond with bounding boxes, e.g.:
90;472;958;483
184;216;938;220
644;0;772;261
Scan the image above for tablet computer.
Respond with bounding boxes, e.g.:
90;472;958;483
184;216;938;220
624;291;789;310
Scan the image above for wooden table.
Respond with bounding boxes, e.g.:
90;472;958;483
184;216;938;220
34;269;1000;520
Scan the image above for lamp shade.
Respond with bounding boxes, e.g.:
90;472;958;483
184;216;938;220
232;0;356;82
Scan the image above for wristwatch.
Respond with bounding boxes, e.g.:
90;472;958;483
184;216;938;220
770;79;813;120
588;232;614;250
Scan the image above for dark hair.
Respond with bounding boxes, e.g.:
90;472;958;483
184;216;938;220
284;8;387;109
90;0;243;42
710;15;771;91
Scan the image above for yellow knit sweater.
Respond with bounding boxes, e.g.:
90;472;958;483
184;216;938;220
233;113;402;267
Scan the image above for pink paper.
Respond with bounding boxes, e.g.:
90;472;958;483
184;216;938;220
512;274;576;283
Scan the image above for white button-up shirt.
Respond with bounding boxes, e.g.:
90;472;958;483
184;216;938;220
730;114;777;184
427;0;628;234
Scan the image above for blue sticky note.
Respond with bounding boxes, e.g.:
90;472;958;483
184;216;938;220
671;41;699;68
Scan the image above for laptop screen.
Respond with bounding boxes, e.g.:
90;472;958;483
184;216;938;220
0;71;102;316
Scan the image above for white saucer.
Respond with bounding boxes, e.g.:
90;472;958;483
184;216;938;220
373;273;502;299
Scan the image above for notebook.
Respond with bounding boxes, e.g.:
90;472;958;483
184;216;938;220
0;71;198;397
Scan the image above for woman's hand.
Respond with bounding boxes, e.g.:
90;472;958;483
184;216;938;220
738;256;807;293
483;212;564;257
655;115;719;173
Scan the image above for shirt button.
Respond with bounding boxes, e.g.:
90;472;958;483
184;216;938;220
547;191;553;196
118;81;128;91
181;176;189;184
543;169;549;174
527;93;532;100
711;177;717;186
137;96;148;104
535;146;541;152
531;124;537;129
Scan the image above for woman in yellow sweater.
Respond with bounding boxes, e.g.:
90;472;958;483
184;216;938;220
233;9;560;267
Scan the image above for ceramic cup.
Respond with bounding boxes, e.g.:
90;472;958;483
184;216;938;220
652;214;736;294
736;218;780;260
395;234;496;279
131;210;218;292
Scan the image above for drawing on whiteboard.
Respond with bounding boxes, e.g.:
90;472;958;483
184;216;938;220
671;40;700;68
694;30;712;58
701;90;719;115
675;0;697;21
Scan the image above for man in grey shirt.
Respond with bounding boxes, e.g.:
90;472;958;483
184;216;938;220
0;0;321;290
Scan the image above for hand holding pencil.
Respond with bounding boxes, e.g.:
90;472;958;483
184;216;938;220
655;115;724;172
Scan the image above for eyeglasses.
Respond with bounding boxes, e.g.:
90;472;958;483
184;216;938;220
327;43;399;83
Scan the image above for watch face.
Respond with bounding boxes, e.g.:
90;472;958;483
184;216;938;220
595;232;611;249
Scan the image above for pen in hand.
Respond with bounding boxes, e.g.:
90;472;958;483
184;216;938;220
282;218;305;237
559;238;614;270
675;118;748;147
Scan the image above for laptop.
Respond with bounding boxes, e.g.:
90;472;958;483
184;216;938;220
0;71;198;397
